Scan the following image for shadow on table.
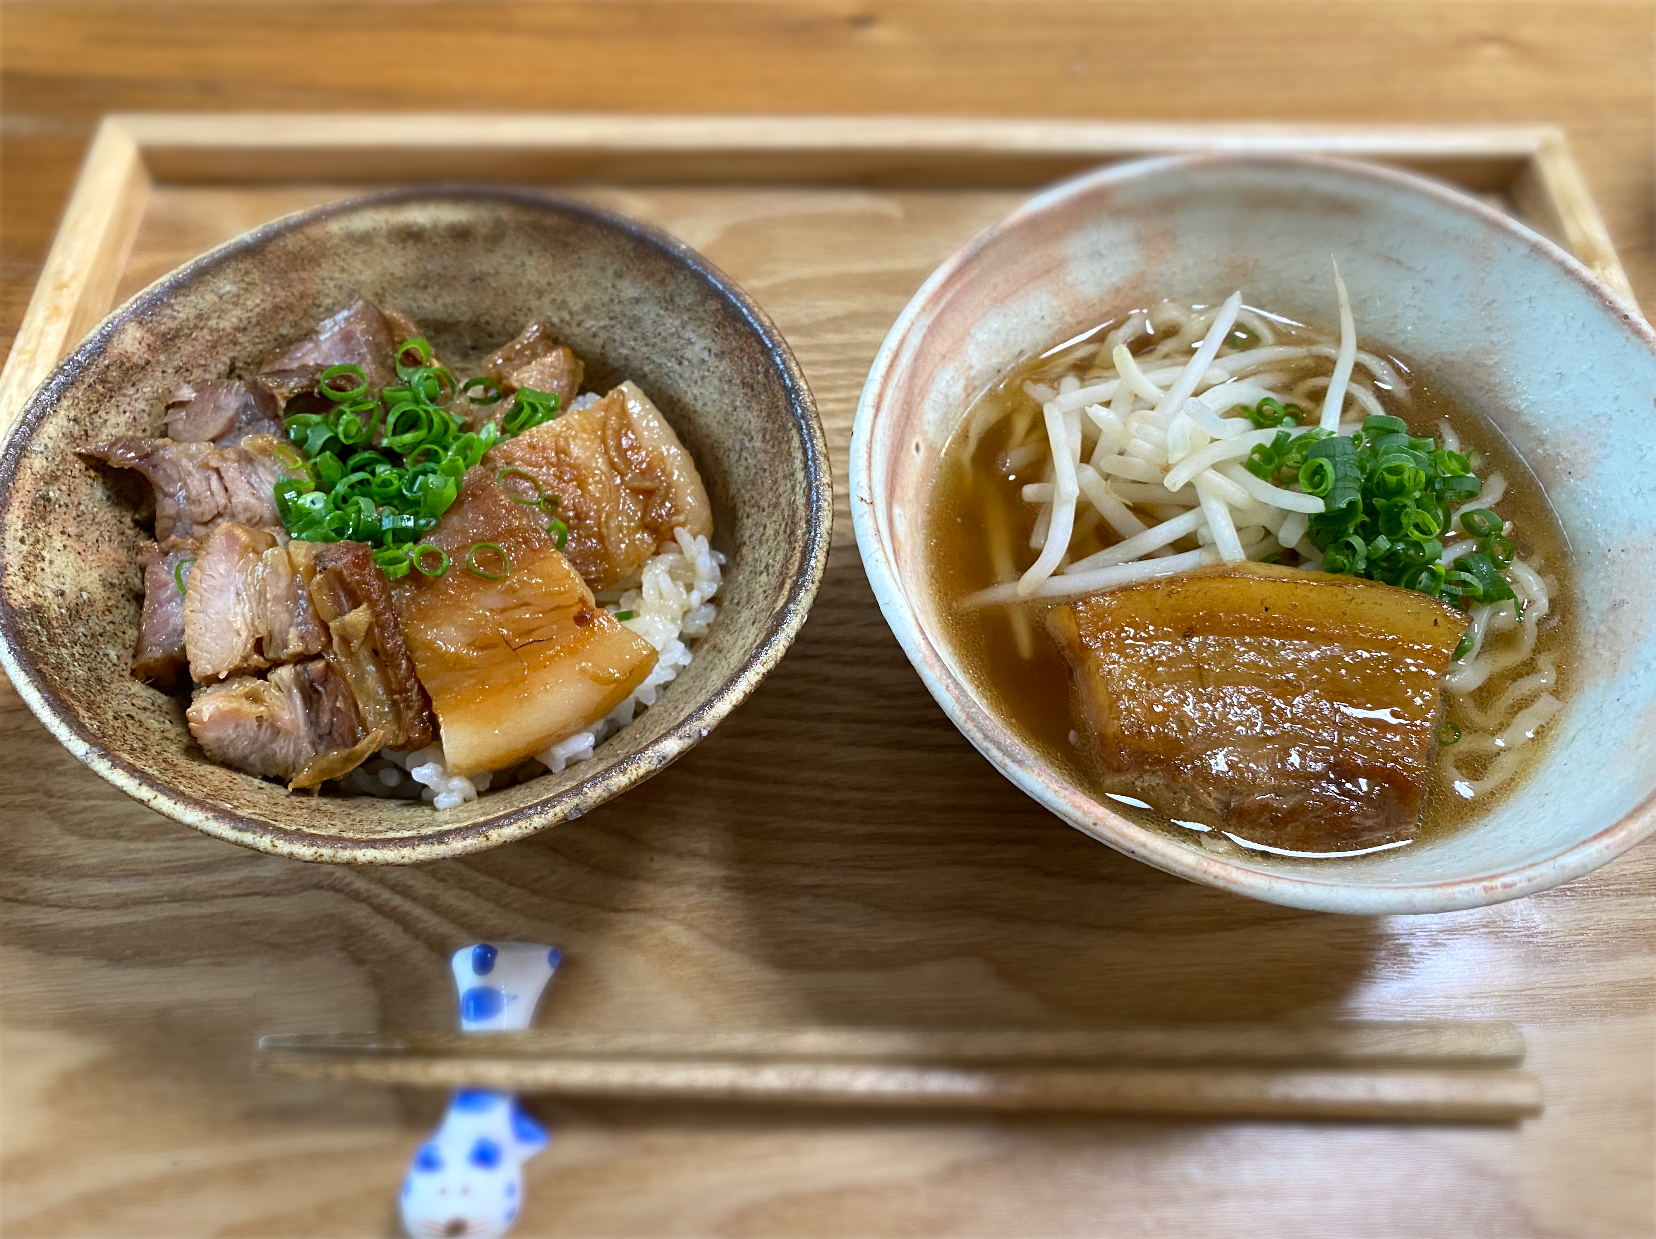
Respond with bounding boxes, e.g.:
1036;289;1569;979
493;542;1383;1029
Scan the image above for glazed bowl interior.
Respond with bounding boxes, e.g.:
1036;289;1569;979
853;153;1656;914
0;188;828;864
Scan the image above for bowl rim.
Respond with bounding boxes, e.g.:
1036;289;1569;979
0;184;833;864
851;150;1656;914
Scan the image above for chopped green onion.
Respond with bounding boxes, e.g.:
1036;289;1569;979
406;365;457;408
1460;509;1502;539
174;556;196;594
1438;719;1462;747
272;344;585;579
462;376;503;405
614;609;635;621
1453;630;1475;661
1240;397;1303;430
1231;415;1520;609
373;546;413;579
410;544;450;577
1362;413;1409;437
495;466;544;505
394;337;432;380
466;542;510;580
319;364;368;403
503;386;561;435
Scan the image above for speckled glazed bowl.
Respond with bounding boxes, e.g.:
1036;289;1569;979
852;153;1656;914
0;188;829;864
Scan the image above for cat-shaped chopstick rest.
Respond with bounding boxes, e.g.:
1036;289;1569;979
399;943;561;1239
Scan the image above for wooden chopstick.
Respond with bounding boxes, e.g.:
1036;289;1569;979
260;1055;1541;1122
256;1023;1540;1122
258;1021;1526;1066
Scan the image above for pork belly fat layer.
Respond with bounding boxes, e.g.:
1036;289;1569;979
1051;563;1470;853
486;380;712;591
390;466;658;778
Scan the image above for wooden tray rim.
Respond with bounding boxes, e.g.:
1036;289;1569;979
0;111;1633;441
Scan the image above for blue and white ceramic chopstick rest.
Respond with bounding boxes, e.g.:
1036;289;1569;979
400;943;561;1239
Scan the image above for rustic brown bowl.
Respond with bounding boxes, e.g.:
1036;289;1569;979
0;187;830;864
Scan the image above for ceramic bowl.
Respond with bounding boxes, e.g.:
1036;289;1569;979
852;153;1656;914
0;187;830;864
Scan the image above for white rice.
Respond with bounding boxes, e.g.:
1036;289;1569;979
352;526;725;808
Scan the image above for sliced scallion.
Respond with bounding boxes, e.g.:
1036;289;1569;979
465;542;510;580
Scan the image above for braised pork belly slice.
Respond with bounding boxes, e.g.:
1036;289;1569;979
485;381;712;590
80;433;294;542
258;295;407;392
478;321;584;412
307;540;436;755
165;378;282;446
390;466;658;778
1049;563;1470;853
186;658;377;787
133;537;199;689
182;523;327;683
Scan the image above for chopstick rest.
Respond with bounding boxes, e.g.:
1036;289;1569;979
398;943;560;1239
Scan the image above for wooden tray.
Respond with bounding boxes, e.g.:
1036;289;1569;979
2;114;1651;1238
0;114;1636;431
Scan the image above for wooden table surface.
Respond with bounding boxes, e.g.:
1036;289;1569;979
3;5;1654;1237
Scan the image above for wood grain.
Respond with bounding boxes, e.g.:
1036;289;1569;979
2;3;1654;1237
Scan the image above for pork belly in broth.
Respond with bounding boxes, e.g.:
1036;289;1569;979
926;280;1572;857
1051;564;1467;854
92;298;722;803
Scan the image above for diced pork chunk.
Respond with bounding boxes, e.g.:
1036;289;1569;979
307;540;436;753
259;295;403;391
81;433;294;541
187;672;316;781
390;466;658;777
480;321;584;412
182;524;327;683
166;379;282;446
133;537;198;688
485;381;712;590
185;658;371;786
1050;563;1470;853
259;536;328;665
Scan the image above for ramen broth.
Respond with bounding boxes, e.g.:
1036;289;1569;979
924;307;1574;856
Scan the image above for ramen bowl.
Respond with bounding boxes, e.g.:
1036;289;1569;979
852;153;1656;914
0;187;830;864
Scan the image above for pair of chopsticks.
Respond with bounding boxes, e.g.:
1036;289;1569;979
258;1022;1541;1122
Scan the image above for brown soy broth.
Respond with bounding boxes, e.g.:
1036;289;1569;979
923;315;1574;856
